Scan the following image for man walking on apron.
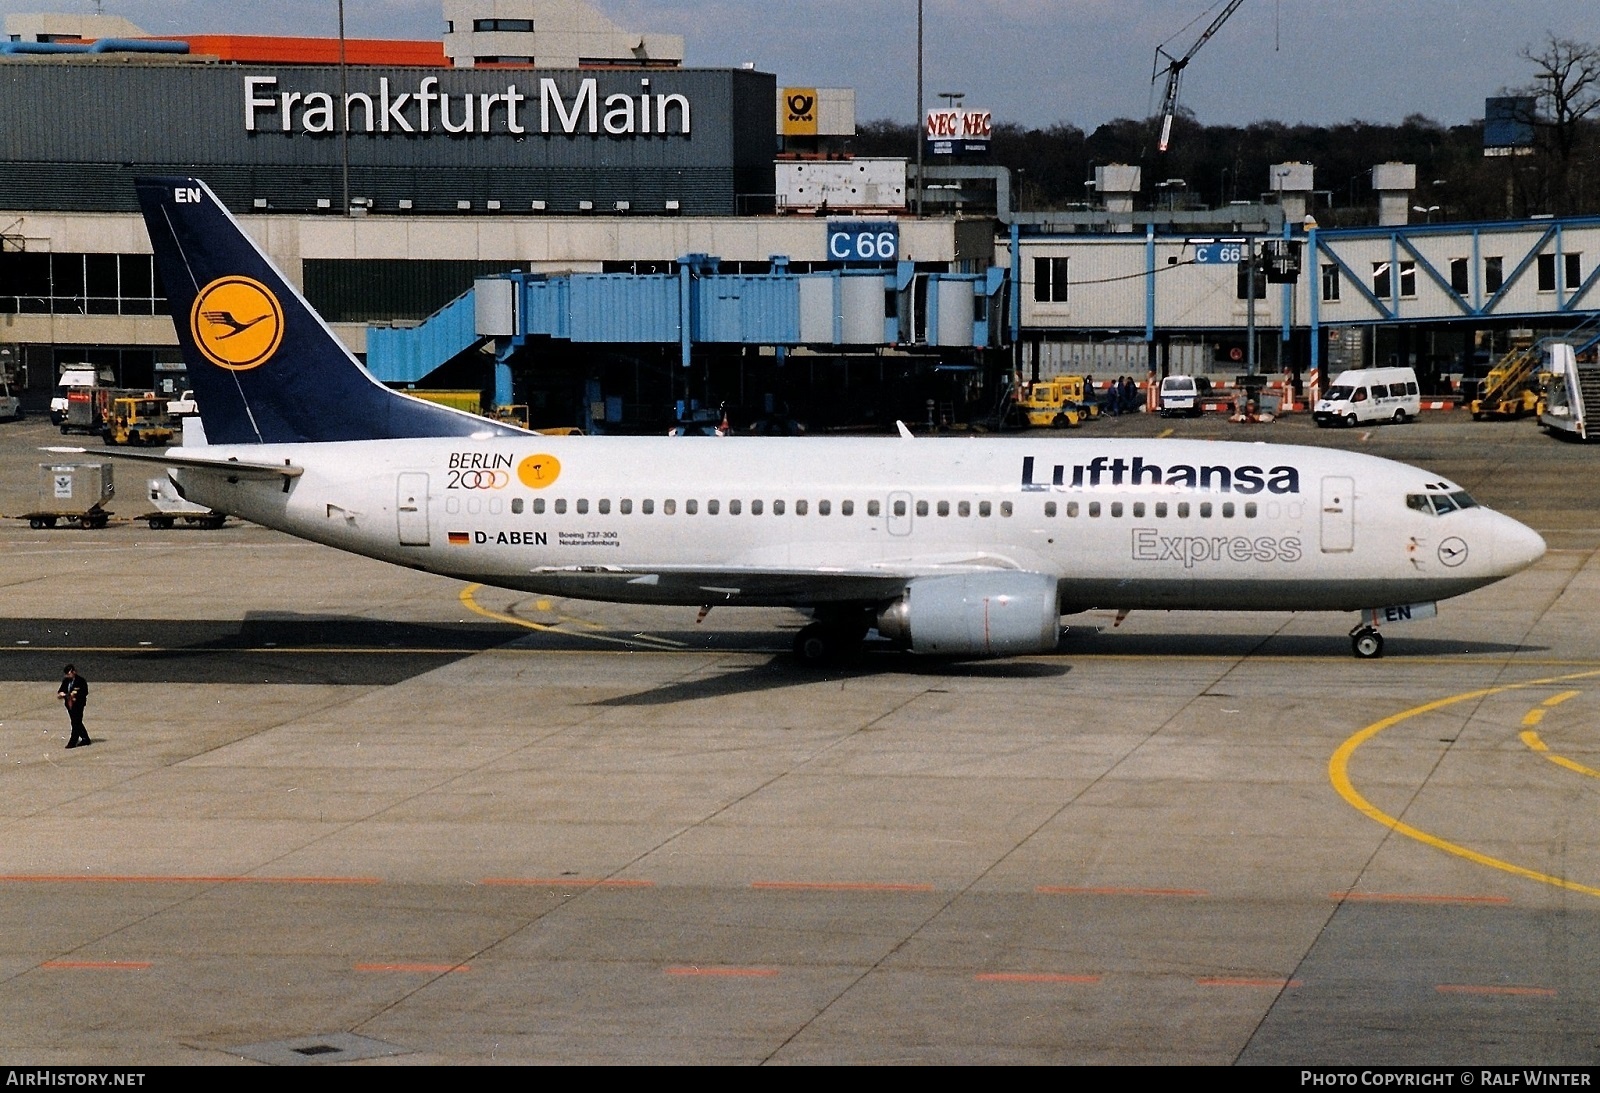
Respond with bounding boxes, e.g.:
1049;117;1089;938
57;664;92;749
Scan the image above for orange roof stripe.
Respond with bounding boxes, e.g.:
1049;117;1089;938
155;35;448;67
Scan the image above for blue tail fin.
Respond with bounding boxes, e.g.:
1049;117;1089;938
136;176;524;445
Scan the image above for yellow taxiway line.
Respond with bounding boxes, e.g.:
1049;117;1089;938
1330;670;1600;899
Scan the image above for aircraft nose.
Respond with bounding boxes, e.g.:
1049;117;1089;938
1493;515;1546;575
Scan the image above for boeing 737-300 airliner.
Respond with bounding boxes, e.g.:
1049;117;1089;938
57;177;1547;663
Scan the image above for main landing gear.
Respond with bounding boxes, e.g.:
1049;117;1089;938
1349;624;1384;659
793;609;872;667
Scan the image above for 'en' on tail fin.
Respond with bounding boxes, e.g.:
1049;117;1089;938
135;176;525;445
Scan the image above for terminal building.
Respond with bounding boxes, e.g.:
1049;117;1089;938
1;1;1595;431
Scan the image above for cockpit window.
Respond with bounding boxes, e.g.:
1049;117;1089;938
1406;490;1479;515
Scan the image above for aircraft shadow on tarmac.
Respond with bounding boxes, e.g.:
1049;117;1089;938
0;613;527;686
590;655;1071;707
0;614;1543;689
1058;625;1543;659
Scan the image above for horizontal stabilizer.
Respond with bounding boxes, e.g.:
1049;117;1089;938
42;446;302;480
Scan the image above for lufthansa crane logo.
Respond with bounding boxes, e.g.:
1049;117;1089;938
517;453;561;488
189;276;284;371
1437;537;1469;568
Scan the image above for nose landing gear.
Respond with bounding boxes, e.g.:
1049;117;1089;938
1350;624;1384;659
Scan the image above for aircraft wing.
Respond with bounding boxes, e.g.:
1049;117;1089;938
42;446;302;481
526;554;1029;606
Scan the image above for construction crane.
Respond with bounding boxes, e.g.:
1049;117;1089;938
1152;0;1247;153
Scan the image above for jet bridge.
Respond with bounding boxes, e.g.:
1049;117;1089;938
366;256;1005;405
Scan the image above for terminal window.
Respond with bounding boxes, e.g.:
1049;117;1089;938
1321;264;1341;303
1538;254;1557;292
1033;257;1069;303
1484;256;1503;294
0;253;164;316
1371;260;1416;299
1540;252;1584;291
1449;258;1469;294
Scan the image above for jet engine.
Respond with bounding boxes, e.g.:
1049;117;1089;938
874;571;1061;656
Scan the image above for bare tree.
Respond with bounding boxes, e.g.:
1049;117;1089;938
1519;35;1600;213
1522;34;1600;160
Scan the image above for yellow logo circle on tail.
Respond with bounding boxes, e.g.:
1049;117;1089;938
190;276;284;371
517;454;561;488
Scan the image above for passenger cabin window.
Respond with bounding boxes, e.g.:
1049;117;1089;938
729;500;741;515
818;500;831;516
533;498;545;514
555;499;567;514
707;499;719;515
663;499;676;515
511;498;524;514
684;499;697;515
842;501;855;516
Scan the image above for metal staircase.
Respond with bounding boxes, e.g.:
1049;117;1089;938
1471;344;1542;419
1573;363;1600;441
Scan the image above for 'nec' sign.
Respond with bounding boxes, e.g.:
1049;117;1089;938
827;222;898;263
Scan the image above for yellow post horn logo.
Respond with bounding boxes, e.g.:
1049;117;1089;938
190;276;284;371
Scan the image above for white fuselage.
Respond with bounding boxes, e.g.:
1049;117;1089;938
171;435;1545;615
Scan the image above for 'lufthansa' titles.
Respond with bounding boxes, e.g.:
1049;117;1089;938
1021;455;1300;495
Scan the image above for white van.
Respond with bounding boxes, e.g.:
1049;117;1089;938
1313;367;1421;427
1157;375;1202;417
